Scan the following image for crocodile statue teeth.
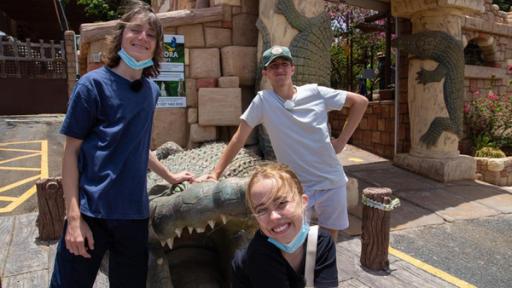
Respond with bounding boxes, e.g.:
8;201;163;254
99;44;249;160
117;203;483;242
398;30;464;147
144;142;263;287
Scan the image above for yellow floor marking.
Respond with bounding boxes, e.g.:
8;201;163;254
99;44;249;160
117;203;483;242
0;148;40;153
389;247;477;288
0;140;48;213
41;140;48;178
0;175;41;193
0;196;19;201
0;186;37;213
348;157;365;163
0;140;45;146
0;152;40;165
0;166;41;171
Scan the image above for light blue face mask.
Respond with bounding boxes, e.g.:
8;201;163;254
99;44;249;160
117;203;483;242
118;48;154;70
267;220;309;254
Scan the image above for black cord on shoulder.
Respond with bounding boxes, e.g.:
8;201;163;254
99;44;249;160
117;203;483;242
130;79;143;92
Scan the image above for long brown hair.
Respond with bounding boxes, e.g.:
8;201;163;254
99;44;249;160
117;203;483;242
103;0;163;78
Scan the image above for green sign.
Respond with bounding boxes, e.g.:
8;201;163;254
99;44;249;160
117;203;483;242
154;35;186;107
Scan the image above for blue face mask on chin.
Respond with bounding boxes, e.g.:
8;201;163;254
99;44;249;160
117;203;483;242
267;220;309;254
118;48;154;70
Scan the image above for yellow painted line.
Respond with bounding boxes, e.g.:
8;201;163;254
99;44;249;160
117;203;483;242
0;175;41;193
41;140;48;178
0;166;41;171
0;140;45;146
0;186;37;213
389;247;477;288
348;157;365;163
0;140;48;213
0;148;40;153
0;196;18;201
0;152;40;165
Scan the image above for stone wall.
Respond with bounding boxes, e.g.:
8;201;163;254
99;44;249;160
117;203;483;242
476;156;512;186
329;96;410;160
462;0;512;100
79;1;259;149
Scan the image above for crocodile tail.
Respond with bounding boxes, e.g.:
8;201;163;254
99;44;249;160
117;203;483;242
276;0;309;31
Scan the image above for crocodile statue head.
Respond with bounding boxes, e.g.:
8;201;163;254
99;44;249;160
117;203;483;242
145;142;264;287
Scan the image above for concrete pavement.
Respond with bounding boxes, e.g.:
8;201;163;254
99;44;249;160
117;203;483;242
339;144;512;288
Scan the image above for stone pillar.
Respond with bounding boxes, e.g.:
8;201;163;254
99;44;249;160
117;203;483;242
391;0;483;182
257;0;324;89
64;30;77;98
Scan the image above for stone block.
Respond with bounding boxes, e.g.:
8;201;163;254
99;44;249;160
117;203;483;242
221;46;257;85
198;88;242;125
197;78;218;88
213;0;240;6
222;21;233;29
232;14;258;46
218;76;239;88
394;154;476;182
240;0;259;15
488;159;505;172
163;27;177;34
152;108;188;149
232;6;241;15
205;27;232;47
223;5;233;21
190;124;217;142
186;78;197;107
205;21;222;27
188;108;198;124
190;48;221;79
241;86;255;110
177;24;205;48
185;48;189;65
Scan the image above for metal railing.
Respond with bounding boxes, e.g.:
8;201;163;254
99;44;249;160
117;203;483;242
0;38;66;79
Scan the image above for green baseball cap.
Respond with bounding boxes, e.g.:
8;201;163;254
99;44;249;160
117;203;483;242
262;45;293;67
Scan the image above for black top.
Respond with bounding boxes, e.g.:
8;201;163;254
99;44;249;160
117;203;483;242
231;229;338;288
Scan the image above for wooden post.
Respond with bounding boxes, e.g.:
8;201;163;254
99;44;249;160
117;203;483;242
360;187;396;271
36;177;65;241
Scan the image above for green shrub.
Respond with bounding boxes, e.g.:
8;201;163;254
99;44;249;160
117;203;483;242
474;147;506;158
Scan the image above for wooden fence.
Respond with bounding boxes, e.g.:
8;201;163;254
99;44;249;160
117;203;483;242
0;38;66;79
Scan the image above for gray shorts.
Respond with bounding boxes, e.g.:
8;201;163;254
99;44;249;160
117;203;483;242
305;184;349;230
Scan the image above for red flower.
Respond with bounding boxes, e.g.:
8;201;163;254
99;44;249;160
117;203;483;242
464;102;470;113
487;90;499;101
507;64;512;74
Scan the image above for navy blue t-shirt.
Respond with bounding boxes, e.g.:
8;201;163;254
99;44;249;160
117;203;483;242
232;229;338;288
60;66;159;219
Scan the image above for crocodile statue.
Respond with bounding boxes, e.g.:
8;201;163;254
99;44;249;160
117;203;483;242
145;142;264;287
255;0;333;159
398;30;464;147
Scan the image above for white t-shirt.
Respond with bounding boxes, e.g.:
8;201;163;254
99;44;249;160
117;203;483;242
241;84;348;191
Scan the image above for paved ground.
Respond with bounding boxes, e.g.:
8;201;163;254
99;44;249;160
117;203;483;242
338;145;512;288
1;116;511;287
0;115;65;216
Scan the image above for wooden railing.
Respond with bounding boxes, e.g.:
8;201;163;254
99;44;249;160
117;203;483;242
0;38;66;79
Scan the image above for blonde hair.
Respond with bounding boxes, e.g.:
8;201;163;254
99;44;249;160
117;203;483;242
246;163;304;214
103;0;163;78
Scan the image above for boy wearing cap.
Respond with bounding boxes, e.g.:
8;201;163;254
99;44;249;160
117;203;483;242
200;45;368;238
